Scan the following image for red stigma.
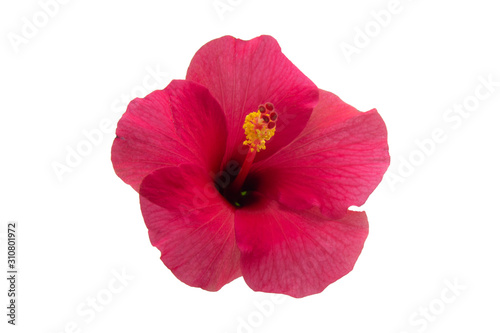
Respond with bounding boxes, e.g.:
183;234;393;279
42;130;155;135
268;121;276;129
269;111;278;121
258;105;266;113
265;103;274;111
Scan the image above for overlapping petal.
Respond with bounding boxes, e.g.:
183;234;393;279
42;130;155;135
235;197;369;298
111;80;227;191
186;35;319;166
140;164;241;291
252;90;390;219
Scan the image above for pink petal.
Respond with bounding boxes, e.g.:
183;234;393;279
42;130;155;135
235;197;369;298
252;90;390;219
186;35;319;166
139;164;241;291
111;80;227;191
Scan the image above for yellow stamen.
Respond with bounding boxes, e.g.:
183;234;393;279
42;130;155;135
243;109;277;152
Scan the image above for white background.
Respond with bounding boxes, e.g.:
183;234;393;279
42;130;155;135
1;0;499;332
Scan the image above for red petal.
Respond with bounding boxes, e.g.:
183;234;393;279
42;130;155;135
253;90;390;219
186;35;319;165
139;164;241;291
111;80;227;191
235;197;369;298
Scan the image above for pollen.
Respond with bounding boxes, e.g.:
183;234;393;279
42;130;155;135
243;103;278;152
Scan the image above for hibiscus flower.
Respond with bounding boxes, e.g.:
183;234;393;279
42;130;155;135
111;35;390;298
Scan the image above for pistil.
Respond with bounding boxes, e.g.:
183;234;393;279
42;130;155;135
224;102;278;203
